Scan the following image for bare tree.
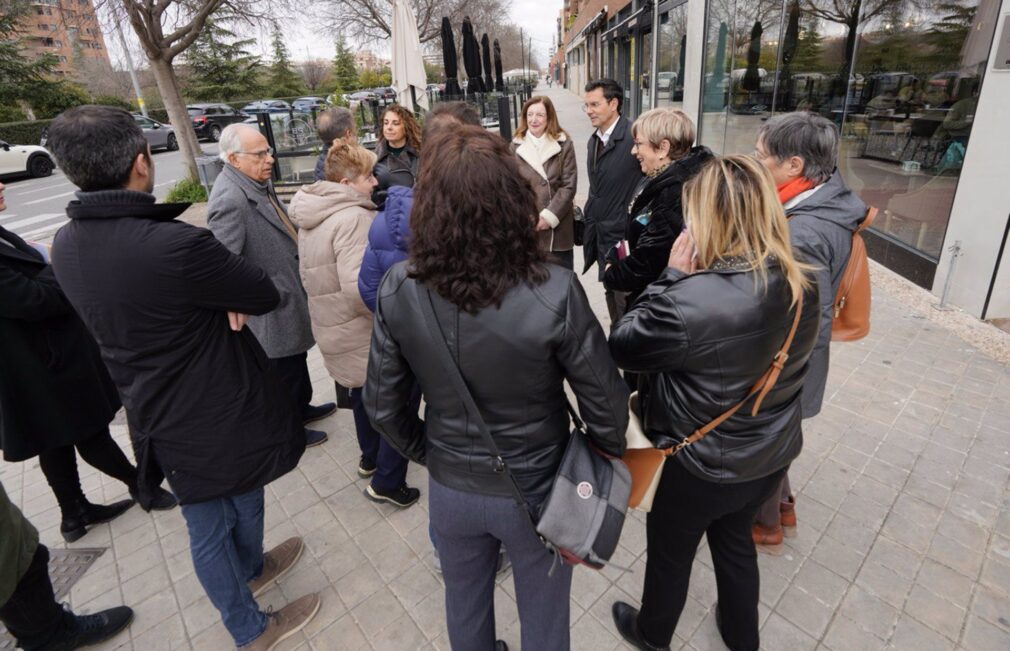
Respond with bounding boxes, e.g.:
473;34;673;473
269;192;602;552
298;59;332;91
804;0;918;77
97;0;280;178
318;0;509;44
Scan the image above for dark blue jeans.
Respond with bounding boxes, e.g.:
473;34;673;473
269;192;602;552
429;477;572;650
180;488;267;646
348;386;409;492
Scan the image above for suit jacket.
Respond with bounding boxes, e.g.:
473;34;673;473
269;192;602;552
582;116;644;277
207;164;315;358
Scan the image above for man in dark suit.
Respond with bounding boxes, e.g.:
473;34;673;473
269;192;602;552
581;78;644;326
208;123;335;448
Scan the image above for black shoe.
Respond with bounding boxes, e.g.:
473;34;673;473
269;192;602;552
303;402;337;424
60;498;135;543
357;457;377;478
611;601;670;651
45;606;134;649
495;641;508;651
364;484;420;508
130;486;178;512
305;428;328;448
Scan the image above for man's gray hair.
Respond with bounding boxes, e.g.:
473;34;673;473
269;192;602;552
317;107;355;146
758;112;839;184
218;123;254;163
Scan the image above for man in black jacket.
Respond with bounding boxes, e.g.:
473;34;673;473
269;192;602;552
47;106;320;651
582;79;645;326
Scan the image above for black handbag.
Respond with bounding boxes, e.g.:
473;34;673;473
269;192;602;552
416;283;630;569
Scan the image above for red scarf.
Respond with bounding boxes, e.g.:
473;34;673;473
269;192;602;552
777;177;816;205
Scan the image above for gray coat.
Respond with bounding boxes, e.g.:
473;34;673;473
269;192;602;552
787;171;867;417
207;164;315;358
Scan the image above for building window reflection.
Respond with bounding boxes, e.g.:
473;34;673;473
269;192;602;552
699;0;997;262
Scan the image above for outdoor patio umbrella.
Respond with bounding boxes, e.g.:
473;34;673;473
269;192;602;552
742;21;763;92
441;17;462;96
391;0;429;111
481;34;494;93
779;1;801;108
494;39;505;92
462;16;485;93
704;22;728;110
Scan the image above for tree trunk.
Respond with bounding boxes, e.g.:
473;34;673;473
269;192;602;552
148;56;203;180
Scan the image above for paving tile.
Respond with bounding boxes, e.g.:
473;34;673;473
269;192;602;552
962;614;1010;651
969;585;1010;634
904;584;966;641
856;560;913;609
761;612;818;651
823;614;888;651
916;558;975;610
927;533;984;579
837;584;899;639
889;614;956;651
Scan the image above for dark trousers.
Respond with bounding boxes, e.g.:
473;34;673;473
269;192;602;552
348;386;409;492
638;461;786;650
604;288;628;330
0;545;73;650
271;352;314;419
429;478;572;650
549;249;574;271
755;472;792;529
37;427;137;514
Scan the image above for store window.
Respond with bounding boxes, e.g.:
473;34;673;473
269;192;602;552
656;4;689;110
699;0;999;261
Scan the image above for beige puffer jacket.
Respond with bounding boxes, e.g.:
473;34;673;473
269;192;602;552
288;181;376;388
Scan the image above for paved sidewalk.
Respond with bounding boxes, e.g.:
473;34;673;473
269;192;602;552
3;86;1010;650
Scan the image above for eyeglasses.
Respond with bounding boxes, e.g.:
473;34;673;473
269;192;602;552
236;147;274;159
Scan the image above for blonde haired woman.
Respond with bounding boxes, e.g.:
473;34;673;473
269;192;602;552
289;138;418;507
608;156;821;651
510;95;578;269
603;107;711;306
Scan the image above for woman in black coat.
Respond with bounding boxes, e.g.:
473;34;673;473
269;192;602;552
603;108;712;306
608;157;821;651
0;184;174;542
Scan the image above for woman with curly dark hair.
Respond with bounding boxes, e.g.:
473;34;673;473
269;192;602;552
373;104;422;191
363;125;628;651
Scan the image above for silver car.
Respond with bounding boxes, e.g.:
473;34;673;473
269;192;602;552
133;114;178;152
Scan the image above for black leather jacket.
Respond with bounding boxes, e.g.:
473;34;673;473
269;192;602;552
609;260;820;484
364;263;629;498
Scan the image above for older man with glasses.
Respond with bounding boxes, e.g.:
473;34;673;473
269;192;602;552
209;124;335;450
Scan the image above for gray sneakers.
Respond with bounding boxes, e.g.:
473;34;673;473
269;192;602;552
238;593;321;651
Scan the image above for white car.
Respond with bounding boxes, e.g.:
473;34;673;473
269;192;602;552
0;140;55;178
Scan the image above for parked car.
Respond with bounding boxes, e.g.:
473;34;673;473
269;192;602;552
657;71;676;92
371;87;396;103
0;140;55;178
346;90;379;103
132;114;178;152
187;103;248;142
292;96;327;112
241;100;293;115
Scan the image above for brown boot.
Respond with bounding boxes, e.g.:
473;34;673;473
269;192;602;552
248;537;304;598
752;523;785;555
238;593;321;651
780;496;797;538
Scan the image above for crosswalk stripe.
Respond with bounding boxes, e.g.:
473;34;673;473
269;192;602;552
19;219;68;240
0;212;65;231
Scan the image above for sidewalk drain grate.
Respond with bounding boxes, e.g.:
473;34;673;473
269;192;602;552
0;547;106;649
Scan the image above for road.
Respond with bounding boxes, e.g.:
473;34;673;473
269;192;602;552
0;143;218;244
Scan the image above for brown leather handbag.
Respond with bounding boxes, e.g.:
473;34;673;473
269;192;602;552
624;295;804;511
831;207;877;342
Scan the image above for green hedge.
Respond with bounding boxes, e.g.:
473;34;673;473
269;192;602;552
0;120;53;146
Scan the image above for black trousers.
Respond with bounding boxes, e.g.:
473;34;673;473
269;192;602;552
37;427;138;515
270;352;314;420
638;461;786;651
0;545;73;650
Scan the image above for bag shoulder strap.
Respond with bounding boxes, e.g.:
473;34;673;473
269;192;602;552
669;294;804;456
414;283;539;521
857;206;878;234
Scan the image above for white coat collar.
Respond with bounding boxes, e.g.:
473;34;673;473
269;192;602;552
513;132;565;181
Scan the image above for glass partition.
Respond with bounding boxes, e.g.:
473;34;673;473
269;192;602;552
698;0;998;261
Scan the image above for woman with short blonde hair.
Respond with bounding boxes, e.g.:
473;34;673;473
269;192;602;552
290;137;420;508
609;155;819;651
602;108;712;311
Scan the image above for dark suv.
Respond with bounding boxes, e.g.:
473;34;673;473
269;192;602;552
187;103;247;142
